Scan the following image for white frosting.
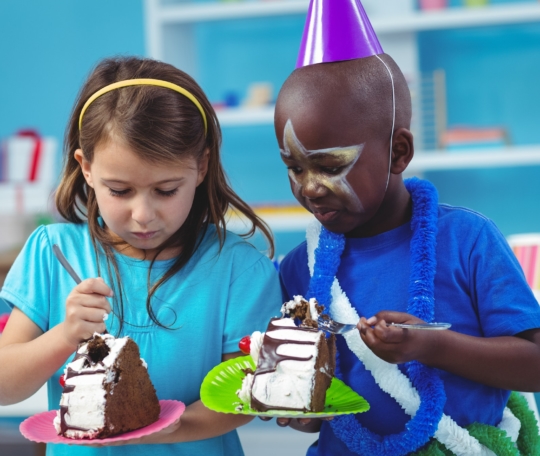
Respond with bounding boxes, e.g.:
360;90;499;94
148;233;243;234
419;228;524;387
249;319;323;411
280;295;308;316
280;296;320;321
53;333;130;438
249;331;264;365
308;298;319;321
236;373;254;405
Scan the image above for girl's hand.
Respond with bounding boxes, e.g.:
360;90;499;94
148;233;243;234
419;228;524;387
63;278;112;349
358;311;438;364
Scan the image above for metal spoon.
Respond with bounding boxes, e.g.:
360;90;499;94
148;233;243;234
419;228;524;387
318;316;451;334
52;244;110;325
52;244;82;284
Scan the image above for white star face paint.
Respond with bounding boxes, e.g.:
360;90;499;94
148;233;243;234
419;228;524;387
280;119;365;217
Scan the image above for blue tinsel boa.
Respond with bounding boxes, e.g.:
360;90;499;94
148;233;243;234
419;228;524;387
307;178;446;456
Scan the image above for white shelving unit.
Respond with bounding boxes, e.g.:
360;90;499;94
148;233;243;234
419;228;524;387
144;0;540;230
146;1;540;29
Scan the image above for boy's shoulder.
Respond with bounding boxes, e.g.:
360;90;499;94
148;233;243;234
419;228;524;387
438;203;490;224
280;240;309;273
437;203;494;238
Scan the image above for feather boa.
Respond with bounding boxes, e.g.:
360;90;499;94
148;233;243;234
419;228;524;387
305;178;526;455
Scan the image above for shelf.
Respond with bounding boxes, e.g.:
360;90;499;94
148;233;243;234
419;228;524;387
408;145;540;172
154;1;540;31
216;105;274;126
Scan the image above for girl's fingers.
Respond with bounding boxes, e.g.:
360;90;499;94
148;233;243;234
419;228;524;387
76;278;114;298
75;306;111;324
67;293;111;314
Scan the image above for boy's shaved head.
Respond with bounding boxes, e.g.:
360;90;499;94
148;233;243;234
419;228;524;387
274;54;415;236
275;54;411;149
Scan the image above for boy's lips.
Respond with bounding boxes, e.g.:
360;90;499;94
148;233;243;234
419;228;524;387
312;207;339;223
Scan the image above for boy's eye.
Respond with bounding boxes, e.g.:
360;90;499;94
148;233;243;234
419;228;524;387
321;166;344;175
287;166;303;175
156;188;178;197
108;188;130;197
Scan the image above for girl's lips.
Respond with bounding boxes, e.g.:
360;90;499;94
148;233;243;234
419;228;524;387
132;231;158;240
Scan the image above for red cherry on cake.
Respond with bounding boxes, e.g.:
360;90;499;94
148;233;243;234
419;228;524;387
239;336;251;354
59;374;65;388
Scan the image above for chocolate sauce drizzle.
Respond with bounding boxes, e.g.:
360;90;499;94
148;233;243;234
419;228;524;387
251;318;319;412
59;343;109;435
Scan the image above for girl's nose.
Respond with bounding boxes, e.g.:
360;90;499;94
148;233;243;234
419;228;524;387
131;197;156;226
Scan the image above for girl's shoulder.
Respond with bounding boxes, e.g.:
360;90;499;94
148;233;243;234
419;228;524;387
197;225;275;275
29;222;92;247
201;224;268;257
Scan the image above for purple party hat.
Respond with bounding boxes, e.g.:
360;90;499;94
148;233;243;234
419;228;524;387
296;0;384;68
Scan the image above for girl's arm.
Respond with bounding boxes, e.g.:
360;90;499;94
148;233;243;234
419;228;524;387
96;351;253;447
0;278;112;405
165;351;253;443
359;311;540;392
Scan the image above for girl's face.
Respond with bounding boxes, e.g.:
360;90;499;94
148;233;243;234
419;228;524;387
75;139;208;260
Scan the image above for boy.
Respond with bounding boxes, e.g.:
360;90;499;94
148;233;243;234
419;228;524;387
274;0;540;454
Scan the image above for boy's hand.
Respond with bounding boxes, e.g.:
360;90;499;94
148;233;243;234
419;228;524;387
359;311;436;364
259;416;332;433
63;278;112;349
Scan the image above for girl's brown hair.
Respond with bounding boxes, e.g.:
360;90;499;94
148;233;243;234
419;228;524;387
56;56;274;332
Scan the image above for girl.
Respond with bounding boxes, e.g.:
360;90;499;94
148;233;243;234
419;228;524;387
0;56;282;455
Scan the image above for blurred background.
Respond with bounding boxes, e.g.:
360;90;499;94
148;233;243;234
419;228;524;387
1;0;540;454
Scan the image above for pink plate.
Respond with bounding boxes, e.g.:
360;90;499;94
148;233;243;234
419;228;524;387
19;399;185;445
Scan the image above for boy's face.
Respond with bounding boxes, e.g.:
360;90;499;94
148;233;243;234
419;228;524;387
276;104;391;235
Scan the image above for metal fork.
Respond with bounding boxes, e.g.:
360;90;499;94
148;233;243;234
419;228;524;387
317;316;451;334
317;316;357;334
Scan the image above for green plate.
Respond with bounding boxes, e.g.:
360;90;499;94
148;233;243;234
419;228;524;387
200;355;370;418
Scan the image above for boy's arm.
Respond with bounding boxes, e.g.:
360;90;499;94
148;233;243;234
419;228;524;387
360;312;540;392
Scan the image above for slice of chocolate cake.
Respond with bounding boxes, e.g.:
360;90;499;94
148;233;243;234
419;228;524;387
237;296;335;413
53;333;160;439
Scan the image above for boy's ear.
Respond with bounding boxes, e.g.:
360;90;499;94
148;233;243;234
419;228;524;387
74;149;94;188
196;148;210;186
390;128;414;174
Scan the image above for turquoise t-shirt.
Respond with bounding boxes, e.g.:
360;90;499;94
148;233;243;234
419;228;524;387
0;222;282;456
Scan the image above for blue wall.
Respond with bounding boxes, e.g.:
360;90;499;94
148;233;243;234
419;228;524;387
0;0;145;143
1;0;540;251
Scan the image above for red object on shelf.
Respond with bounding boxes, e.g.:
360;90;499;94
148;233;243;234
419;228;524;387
419;0;447;10
0;313;10;333
16;129;43;182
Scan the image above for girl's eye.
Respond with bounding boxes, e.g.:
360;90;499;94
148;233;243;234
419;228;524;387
287;166;302;175
108;188;130;197
156;188;178;197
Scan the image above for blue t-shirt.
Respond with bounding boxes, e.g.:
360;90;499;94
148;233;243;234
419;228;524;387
0;222;283;456
279;204;540;456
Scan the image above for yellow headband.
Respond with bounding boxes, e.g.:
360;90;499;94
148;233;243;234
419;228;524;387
78;78;208;135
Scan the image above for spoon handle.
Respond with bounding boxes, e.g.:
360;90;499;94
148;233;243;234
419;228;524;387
52;244;82;285
389;322;451;330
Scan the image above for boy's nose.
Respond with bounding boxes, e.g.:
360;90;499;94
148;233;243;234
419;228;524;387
301;176;328;200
